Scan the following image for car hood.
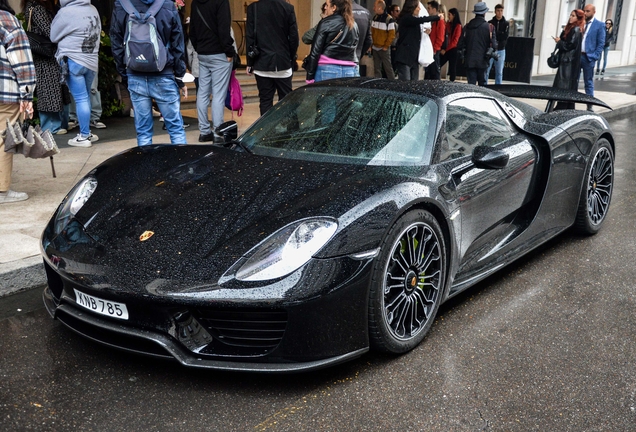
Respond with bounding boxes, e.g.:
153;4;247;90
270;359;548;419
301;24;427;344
50;145;425;292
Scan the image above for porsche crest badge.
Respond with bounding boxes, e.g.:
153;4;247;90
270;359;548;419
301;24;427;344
139;231;155;242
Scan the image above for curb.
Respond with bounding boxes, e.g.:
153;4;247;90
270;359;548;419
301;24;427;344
0;256;46;298
601;101;636;120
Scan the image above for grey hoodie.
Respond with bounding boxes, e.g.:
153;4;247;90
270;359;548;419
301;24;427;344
50;0;101;71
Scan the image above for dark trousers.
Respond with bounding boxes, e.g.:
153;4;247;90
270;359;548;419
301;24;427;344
424;52;441;79
466;67;487;86
397;62;419;81
255;74;293;116
439;48;458;81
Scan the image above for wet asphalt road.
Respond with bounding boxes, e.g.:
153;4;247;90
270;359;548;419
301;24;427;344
1;114;635;431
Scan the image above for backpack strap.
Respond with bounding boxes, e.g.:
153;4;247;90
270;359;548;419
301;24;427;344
120;0;164;21
119;0;140;19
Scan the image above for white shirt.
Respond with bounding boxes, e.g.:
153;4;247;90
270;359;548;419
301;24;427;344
581;16;596;54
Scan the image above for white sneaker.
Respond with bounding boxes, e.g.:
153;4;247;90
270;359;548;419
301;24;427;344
68;134;96;147
67;120;78;130
55;128;68;135
0;190;29;203
159;116;164;122
90;120;106;129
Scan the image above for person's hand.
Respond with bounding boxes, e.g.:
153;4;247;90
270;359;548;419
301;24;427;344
246;66;253;75
227;56;233;63
180;86;188;98
20;101;33;119
439;13;444;21
553;36;560;42
425;28;431;35
441;49;446;55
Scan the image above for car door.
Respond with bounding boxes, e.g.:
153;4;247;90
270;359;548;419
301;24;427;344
441;97;538;284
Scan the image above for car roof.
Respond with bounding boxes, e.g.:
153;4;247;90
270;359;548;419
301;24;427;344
309;78;498;101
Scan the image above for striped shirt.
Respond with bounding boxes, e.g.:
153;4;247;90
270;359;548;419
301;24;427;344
0;11;36;103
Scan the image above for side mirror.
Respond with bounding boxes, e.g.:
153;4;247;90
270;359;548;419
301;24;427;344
217;120;238;143
472;146;509;169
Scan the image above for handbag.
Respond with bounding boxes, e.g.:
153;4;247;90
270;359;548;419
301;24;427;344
225;70;244;116
547;48;560;69
246;2;260;60
26;9;57;59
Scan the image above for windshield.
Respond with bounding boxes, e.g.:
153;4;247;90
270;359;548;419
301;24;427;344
239;87;438;166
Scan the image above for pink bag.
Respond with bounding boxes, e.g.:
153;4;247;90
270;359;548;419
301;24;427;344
225;70;243;116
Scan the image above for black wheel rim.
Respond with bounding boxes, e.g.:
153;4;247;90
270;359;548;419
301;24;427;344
382;222;442;341
587;147;613;225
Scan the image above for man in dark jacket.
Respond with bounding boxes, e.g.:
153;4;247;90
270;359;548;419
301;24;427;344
111;0;187;146
486;4;508;84
463;2;496;86
190;0;235;142
246;0;298;116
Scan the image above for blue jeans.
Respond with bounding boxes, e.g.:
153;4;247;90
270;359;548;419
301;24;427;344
596;46;609;72
314;64;358;82
197;54;232;134
579;54;595;96
69;72;102;122
39;111;63;134
128;74;186;146
486;49;506;85
66;59;95;137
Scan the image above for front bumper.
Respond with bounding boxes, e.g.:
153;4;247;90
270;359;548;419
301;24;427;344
42;254;374;373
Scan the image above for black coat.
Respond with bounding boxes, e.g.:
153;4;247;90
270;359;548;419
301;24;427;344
488;16;509;50
394;14;440;68
246;0;299;71
463;16;492;69
190;0;234;58
553;27;582;91
305;14;359;80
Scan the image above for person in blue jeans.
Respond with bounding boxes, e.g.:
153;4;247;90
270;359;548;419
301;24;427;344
50;0;101;147
579;4;605;110
486;4;508;85
596;19;614;75
304;0;360;84
110;0;188;146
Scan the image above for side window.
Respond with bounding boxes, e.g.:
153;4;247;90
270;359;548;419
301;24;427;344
441;98;515;162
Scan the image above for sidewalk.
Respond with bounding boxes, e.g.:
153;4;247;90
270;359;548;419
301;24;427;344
2;67;636;296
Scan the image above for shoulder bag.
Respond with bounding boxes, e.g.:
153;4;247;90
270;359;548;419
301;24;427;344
547;48;560;68
26;8;57;59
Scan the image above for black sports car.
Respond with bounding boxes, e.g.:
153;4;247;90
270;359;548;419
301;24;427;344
41;79;614;372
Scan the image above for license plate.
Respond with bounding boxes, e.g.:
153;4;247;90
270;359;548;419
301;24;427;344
74;289;129;320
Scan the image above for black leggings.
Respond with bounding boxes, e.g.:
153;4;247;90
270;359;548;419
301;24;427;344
439;48;459;82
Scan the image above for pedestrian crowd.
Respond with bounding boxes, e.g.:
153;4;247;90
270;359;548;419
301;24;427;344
0;0;616;204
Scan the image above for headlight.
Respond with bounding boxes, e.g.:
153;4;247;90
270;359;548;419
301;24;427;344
232;218;338;282
54;177;98;235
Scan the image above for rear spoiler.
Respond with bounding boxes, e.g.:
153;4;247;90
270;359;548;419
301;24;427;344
486;84;612;112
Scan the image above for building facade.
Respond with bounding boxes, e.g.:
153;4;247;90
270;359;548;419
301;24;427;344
8;0;634;77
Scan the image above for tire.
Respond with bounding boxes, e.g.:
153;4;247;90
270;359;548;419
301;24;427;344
368;210;447;353
573;138;614;235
